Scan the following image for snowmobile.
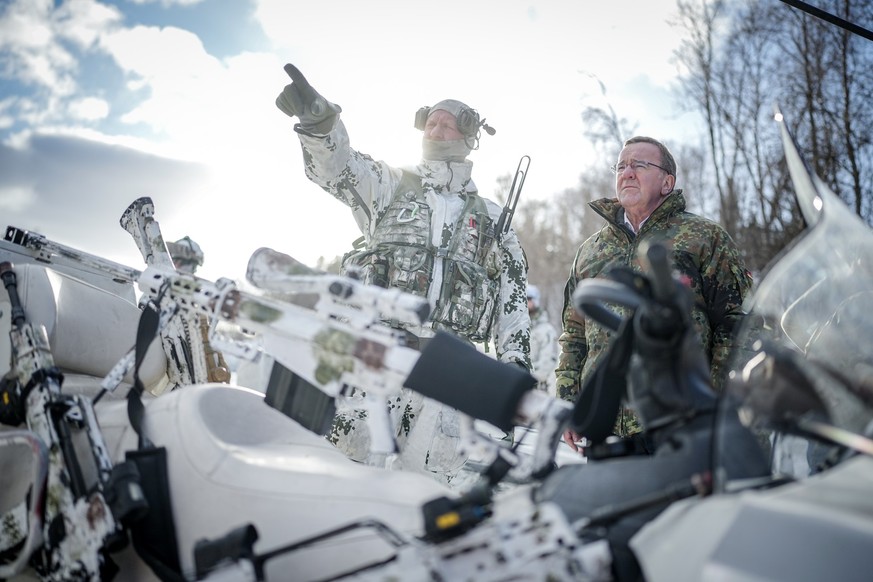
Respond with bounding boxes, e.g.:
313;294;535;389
1;107;872;582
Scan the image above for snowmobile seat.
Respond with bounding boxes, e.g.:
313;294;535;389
0;264;168;396
95;383;454;580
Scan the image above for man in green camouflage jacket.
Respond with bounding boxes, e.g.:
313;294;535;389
276;64;531;487
557;136;752;452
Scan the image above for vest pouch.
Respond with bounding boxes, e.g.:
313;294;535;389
340;249;390;288
377;192;432;244
385;245;433;296
432;259;499;341
456;211;496;266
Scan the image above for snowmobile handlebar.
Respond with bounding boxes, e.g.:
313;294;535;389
572;243;686;339
642;242;676;305
570;242;717;440
572;279;642;331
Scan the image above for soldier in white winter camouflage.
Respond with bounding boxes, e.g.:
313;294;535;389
276;63;531;487
527;285;558;394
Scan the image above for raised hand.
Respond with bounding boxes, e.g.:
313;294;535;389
276;63;341;134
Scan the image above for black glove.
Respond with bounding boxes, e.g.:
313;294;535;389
276;63;341;135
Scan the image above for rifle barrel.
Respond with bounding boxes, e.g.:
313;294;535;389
0;261;26;328
4;226;141;285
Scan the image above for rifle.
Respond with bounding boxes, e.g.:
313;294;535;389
246;247;431;331
118;197;228;387
137;247;570;480
5;196;227;400
0;261;122;580
138;250;425;462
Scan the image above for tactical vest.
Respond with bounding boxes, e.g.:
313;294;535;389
341;170;501;342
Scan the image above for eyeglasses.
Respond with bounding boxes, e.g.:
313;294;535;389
610;159;671;175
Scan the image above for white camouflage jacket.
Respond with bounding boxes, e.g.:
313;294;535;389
295;120;531;368
529;308;558;392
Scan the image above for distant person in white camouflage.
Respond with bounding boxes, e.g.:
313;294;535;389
276;63;531;486
167;235;231;383
526;285;558;394
166;235;204;275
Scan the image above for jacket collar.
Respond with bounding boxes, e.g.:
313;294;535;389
590;189;686;231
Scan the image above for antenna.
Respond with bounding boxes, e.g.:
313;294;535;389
496;155;531;238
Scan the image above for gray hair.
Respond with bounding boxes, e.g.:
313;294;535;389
623;136;677;177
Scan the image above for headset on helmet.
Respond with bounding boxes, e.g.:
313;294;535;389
414;100;496;140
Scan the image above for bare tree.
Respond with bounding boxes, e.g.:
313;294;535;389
513;170;610;328
780;0;873;218
579;73;637;153
671;0;872;271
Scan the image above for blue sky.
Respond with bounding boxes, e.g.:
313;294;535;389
0;0;697;282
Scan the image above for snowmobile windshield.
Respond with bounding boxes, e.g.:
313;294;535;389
722;112;873;479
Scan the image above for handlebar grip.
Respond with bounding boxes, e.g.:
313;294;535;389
572;279;643;331
406;332;534;432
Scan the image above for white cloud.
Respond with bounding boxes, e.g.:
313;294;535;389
0;1;54;51
100;24;220;82
127;0;206;6
0;185;36;213
100;25;228;141
0;1;77;92
54;0;122;49
68;96;110;121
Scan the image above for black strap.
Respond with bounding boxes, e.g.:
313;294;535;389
125;300;185;581
127;302;161;450
568;320;634;444
126;447;184;582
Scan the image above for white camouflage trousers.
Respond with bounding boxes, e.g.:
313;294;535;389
328;387;479;489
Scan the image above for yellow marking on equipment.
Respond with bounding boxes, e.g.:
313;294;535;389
436;512;461;529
